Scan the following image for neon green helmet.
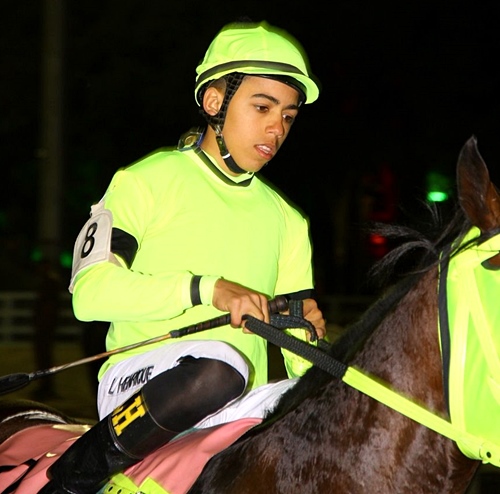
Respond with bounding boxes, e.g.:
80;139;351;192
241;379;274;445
194;21;320;106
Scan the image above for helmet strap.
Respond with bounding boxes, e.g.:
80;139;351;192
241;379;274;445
199;73;249;174
215;133;247;174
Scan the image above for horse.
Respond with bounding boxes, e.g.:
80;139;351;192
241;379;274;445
188;135;500;493
0;135;499;493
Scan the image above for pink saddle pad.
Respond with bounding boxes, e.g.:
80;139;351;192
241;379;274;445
109;417;262;493
0;424;89;493
0;418;261;493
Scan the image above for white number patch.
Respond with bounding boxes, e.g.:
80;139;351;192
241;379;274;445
69;200;113;293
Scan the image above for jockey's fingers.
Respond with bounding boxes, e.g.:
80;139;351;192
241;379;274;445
241;321;254;335
239;295;270;332
307;312;327;340
237;314;258;334
228;298;269;330
212;279;270;328
299;298;327;340
312;322;327;340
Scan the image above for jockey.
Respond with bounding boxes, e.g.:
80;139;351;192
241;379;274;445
40;19;325;493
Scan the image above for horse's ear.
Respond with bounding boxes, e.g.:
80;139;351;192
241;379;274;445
457;135;500;232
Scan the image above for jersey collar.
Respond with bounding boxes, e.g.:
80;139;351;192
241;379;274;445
193;145;255;187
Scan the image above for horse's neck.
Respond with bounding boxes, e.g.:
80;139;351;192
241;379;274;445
354;269;446;411
319;268;478;492
187;271;479;493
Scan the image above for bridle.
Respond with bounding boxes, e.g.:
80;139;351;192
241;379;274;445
245;226;500;466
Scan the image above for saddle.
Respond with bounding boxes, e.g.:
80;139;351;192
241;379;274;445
0;423;89;493
0;418;261;494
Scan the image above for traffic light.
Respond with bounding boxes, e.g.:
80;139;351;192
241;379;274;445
30;247;72;269
426;170;451;202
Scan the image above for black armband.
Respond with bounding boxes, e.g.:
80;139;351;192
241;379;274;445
190;275;202;306
111;228;138;268
285;289;315;300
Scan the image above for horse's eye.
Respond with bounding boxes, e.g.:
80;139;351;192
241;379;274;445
481;256;500;270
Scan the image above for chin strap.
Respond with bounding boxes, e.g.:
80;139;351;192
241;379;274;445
215;133;248;174
199;72;252;175
178;127;250;175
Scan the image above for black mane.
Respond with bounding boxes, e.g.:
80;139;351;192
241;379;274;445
262;200;473;424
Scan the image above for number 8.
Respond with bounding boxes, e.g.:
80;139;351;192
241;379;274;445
81;222;98;259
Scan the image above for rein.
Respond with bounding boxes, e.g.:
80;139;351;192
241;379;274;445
246;285;500;467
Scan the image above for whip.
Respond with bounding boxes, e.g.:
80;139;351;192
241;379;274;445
0;295;289;395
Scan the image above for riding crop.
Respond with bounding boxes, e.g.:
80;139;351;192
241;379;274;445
0;295;289;395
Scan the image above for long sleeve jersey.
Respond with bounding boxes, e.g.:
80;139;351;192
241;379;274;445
71;144;314;388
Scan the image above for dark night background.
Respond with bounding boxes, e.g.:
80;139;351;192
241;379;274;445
2;0;500;296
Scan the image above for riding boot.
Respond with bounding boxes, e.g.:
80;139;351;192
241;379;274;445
38;356;245;494
38;389;177;494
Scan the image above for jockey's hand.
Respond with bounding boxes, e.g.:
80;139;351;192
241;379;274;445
301;298;327;341
212;278;270;331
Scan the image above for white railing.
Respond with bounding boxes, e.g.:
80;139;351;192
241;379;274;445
0;291;81;341
0;291;374;342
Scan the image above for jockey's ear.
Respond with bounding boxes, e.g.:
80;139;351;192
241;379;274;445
202;85;224;116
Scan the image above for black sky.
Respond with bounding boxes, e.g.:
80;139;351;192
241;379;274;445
2;0;500;292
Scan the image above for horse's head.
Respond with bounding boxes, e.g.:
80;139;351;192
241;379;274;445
441;136;500;464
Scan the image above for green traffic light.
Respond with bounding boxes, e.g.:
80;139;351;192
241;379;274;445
60;251;73;269
426;171;450;203
427;190;449;202
30;247;72;268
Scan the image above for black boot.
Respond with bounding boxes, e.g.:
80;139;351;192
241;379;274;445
38;390;177;494
39;356;245;493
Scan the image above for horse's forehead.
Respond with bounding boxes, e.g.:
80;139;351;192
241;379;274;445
450;229;500;275
447;229;500;320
